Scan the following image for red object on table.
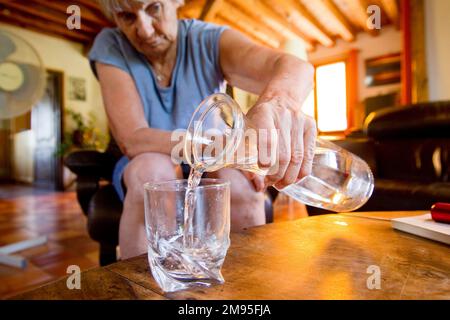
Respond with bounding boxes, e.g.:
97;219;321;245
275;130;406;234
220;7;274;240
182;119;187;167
430;203;450;224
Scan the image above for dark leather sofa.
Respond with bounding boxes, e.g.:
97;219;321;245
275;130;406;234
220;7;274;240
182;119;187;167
65;140;275;266
313;100;450;213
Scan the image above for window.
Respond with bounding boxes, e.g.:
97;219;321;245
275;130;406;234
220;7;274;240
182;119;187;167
302;51;358;134
316;62;348;132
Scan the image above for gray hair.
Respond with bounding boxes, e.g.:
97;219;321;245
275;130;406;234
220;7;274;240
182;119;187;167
97;0;184;21
98;0;147;20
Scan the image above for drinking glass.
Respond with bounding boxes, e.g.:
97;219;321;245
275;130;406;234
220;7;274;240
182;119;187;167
144;179;230;292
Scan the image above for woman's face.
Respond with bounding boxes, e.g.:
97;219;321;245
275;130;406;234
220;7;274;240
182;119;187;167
113;0;180;58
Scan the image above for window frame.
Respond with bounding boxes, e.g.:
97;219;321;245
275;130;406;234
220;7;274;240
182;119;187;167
311;49;359;136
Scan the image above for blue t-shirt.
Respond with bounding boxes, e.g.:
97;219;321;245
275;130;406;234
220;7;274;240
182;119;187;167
89;19;228;200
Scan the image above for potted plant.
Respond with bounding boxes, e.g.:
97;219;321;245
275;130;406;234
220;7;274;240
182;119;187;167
57;109;108;190
57;108;108;157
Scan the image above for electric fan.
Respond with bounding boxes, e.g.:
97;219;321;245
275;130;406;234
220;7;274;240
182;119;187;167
0;28;47;268
0;29;46;119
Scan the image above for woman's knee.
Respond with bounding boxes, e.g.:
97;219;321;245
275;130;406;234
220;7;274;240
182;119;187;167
123;152;178;196
209;168;265;230
208;168;264;205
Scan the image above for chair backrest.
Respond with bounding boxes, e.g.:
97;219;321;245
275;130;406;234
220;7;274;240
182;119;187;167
104;135;124;164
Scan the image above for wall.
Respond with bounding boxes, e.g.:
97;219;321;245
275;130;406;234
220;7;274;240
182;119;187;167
309;25;402;128
0;23;107;183
309;25;402;102
0;23;107;134
425;0;450;102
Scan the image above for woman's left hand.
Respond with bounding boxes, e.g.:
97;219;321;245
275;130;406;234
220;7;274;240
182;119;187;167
246;94;317;190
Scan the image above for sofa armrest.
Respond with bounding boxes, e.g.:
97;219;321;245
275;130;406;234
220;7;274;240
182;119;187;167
364;100;450;139
64;150;118;215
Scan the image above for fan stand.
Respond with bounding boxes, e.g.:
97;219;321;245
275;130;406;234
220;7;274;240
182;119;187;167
0;236;47;268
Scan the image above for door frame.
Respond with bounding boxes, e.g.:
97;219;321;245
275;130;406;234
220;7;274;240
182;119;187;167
32;69;65;190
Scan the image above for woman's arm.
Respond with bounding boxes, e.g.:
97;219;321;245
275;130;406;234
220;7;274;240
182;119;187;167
220;29;313;101
219;29;317;190
96;63;182;160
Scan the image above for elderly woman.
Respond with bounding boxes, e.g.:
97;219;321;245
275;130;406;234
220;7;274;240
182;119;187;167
92;0;316;259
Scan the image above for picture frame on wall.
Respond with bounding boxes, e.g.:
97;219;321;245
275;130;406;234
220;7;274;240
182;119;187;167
68;76;86;101
365;53;401;87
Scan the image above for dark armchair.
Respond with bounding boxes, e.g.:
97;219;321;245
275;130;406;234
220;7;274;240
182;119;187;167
309;100;450;214
65;139;276;266
64;141;123;266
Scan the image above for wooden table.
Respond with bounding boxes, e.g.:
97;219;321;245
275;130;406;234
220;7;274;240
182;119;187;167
11;211;450;300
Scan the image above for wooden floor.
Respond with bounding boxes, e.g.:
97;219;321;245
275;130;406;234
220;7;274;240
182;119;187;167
0;184;99;299
0;184;307;299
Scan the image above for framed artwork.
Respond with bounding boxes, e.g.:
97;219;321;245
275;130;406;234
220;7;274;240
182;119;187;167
68;77;86;101
365;53;401;87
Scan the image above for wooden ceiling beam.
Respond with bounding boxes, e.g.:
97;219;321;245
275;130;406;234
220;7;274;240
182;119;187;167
27;0;111;27
0;0;97;34
257;2;315;45
380;0;399;26
200;0;280;48
215;11;280;48
302;0;355;42
226;0;314;51
214;14;278;49
264;0;335;47
178;8;199;19
200;0;224;21
336;0;379;36
0;8;91;43
290;0;335;46
74;0;105;14
178;0;205;19
218;0;283;48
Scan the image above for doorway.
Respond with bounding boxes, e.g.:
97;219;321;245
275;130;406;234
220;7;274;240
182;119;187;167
0;70;64;191
32;70;64;190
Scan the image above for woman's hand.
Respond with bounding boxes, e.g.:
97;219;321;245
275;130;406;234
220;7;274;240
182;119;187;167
246;94;317;190
219;28;317;189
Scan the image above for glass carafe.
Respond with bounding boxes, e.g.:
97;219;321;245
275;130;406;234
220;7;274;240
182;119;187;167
184;93;374;212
